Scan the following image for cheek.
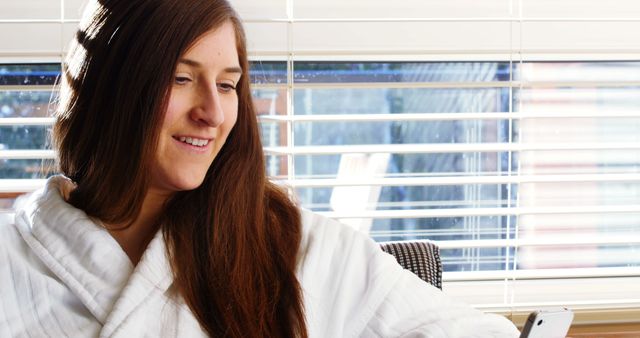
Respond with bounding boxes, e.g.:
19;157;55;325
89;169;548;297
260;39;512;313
162;95;183;128
222;99;239;134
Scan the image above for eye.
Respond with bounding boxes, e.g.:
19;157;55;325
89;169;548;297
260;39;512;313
217;82;237;93
174;76;192;85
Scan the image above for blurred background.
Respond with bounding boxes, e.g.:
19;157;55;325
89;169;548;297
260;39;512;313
1;0;639;328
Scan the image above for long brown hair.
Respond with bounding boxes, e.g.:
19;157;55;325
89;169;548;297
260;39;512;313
53;0;307;336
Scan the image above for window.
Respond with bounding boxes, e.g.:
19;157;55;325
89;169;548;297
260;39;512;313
249;60;640;314
1;0;640;325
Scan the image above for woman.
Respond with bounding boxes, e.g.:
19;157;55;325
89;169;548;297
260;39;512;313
0;0;520;337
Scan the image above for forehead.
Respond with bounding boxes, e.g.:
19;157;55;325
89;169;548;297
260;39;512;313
181;21;239;67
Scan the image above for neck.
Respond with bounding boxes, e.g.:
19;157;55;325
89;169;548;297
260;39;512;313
106;189;170;265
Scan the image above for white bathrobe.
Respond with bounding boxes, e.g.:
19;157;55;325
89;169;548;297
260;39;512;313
0;176;520;337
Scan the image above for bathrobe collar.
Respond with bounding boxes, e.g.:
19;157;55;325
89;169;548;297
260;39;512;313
13;175;174;332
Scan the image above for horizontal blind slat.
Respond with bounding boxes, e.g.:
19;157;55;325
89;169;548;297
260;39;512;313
258;111;640;122
0;117;55;126
444;267;640;281
279;173;640;187
0;179;47;193
0;150;55;159
252;80;640;89
8;143;640;160
435;237;640;249
4;173;639;192
264;143;640;155
3;183;639;218
319;205;640;218
5;81;640;92
2;110;639;127
0;85;56;91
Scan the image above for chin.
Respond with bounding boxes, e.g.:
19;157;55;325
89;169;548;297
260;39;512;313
151;163;212;194
175;176;207;192
155;173;208;193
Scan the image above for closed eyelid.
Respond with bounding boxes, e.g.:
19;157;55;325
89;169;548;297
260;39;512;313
217;83;236;93
219;76;237;83
174;70;193;78
173;73;193;85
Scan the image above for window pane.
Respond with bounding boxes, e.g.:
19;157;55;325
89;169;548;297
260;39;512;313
516;61;640;82
0;91;55;118
249;61;287;84
292;152;514;178
295;183;513;211
294;88;509;115
293;62;511;83
265;154;289;179
371;216;517;241
0;159;52;179
0;64;60;85
0;126;48;149
514;62;640;271
293;120;508;146
253;87;287;148
441;247;514;272
0;65;59;120
518;243;640;269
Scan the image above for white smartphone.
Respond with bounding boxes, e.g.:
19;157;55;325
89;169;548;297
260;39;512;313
519;308;574;338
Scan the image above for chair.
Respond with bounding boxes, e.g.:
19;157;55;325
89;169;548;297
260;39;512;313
379;240;442;290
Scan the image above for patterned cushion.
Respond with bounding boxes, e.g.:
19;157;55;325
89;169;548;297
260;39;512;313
379;241;442;290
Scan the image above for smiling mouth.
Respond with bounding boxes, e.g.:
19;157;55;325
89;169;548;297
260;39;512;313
174;136;210;147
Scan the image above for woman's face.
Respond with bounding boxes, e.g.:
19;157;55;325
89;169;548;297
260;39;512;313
150;21;241;196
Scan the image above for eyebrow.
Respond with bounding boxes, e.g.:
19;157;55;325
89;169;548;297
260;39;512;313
178;58;242;74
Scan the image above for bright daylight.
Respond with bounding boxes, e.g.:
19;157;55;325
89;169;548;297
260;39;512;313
0;0;639;337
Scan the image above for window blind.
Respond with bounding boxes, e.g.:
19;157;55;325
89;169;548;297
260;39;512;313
1;0;639;321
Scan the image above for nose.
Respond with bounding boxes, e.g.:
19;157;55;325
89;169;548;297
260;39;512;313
190;84;225;127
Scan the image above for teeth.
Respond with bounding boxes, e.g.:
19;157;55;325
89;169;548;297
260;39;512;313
177;136;209;147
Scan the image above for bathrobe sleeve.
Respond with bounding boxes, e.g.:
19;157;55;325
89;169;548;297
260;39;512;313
297;209;521;338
